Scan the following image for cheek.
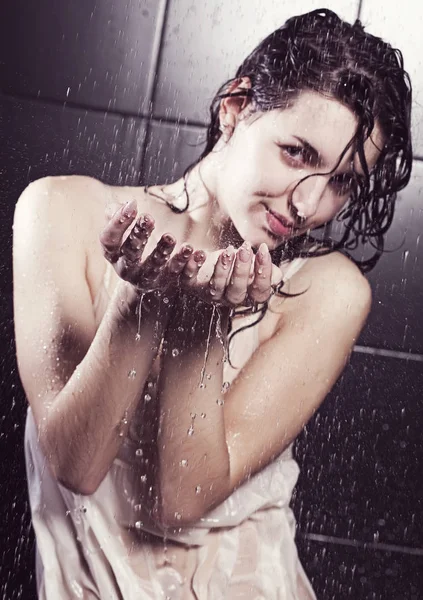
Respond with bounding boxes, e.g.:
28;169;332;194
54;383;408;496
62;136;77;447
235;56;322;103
318;195;348;223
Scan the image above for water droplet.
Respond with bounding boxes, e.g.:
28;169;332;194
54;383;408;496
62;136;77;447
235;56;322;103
174;512;182;520
187;425;194;436
209;289;216;296
147;381;154;389
216;398;224;406
258;268;263;274
180;459;188;467
195;485;202;494
135;448;143;457
140;474;147;482
135;333;141;342
190;412;197;419
128;369;137;379
222;381;230;393
163;296;170;304
144;393;152;402
135;520;144;529
206;373;212;380
134;504;142;511
177;326;184;332
199;382;206;389
172;348;180;357
200;413;206;419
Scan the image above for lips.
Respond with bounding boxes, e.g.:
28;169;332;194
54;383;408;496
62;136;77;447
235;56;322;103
265;209;295;237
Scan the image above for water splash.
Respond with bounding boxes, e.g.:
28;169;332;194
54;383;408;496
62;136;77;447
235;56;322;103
135;292;145;341
199;305;217;387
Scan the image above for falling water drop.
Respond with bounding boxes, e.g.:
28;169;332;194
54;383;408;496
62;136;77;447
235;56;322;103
199;305;217;387
144;393;152;402
216;398;224;406
135;292;145;340
180;459;188;467
135;449;143;457
222;381;230;393
174;512;182;521
135;521;144;529
172;348;180;357
187;425;194;436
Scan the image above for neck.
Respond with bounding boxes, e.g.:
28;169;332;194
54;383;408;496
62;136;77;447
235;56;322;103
154;157;244;252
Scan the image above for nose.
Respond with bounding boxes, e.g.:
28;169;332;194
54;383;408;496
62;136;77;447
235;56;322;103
290;175;328;221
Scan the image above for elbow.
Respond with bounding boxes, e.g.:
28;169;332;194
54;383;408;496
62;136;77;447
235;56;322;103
55;469;101;496
56;477;100;496
158;501;205;529
157;473;231;528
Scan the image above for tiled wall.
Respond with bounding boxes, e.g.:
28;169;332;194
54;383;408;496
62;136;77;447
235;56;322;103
1;1;422;598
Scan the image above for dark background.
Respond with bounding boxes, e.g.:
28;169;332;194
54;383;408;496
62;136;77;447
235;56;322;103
1;1;422;598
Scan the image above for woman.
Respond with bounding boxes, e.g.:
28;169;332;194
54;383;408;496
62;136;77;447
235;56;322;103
13;8;412;600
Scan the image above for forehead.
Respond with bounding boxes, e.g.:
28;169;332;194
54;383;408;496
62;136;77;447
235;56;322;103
263;90;384;173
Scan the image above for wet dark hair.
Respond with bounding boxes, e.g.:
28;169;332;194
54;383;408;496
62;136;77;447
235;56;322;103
157;8;413;356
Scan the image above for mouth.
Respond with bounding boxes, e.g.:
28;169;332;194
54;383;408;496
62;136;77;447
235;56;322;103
265;208;296;238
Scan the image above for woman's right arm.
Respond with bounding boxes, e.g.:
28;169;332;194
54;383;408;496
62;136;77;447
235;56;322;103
13;176;169;495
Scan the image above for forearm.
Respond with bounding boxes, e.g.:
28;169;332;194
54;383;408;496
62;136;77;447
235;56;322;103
43;281;171;494
157;297;231;526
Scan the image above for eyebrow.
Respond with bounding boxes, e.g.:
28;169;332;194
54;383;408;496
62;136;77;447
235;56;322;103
293;135;326;167
293;135;355;174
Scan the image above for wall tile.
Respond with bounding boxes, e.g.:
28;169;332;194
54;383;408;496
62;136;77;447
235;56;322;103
360;1;423;156
154;0;359;123
296;535;423;600
350;160;423;353
0;0;163;115
0;94;146;297
141;120;207;184
293;351;423;549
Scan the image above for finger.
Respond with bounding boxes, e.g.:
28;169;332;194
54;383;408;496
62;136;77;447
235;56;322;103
248;243;273;303
225;242;253;305
207;245;235;300
180;250;206;286
139;233;177;283
100;200;138;263
119;214;155;266
167;244;194;275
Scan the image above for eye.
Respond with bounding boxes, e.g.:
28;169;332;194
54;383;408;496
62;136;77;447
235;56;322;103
329;173;355;195
279;145;312;166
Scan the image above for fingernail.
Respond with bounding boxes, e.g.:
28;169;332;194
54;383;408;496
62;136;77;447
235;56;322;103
257;243;270;264
238;242;251;263
194;250;206;263
122;200;137;219
162;233;175;245
181;244;194;258
140;214;154;229
221;245;235;266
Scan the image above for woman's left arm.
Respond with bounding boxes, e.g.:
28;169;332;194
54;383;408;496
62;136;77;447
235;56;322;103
156;252;371;527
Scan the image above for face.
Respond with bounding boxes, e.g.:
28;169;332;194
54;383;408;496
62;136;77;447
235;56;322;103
211;90;384;249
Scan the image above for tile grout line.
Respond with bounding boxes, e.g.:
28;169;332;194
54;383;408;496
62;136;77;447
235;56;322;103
353;345;423;362
2;87;423;166
301;532;423;557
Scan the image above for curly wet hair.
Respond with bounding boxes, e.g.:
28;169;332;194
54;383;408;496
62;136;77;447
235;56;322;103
171;8;412;270
153;8;413;352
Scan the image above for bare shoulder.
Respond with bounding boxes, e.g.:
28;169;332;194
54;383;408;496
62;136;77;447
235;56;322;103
15;175;111;234
274;251;372;330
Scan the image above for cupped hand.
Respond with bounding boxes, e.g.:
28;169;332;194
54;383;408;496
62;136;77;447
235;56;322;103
179;242;283;308
99;200;197;293
99;200;282;308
